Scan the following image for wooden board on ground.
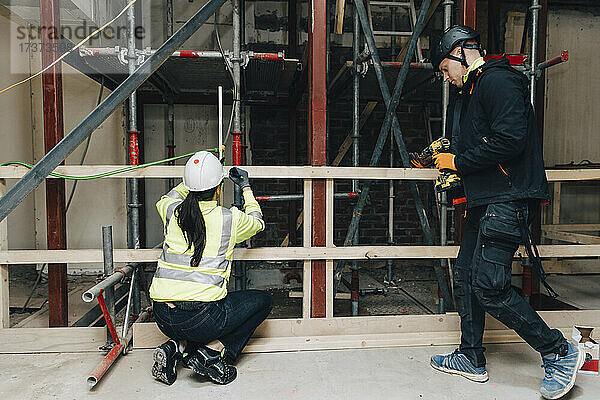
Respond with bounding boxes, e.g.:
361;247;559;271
14;284;96;328
0;327;105;353
9;296;46;309
133;310;600;351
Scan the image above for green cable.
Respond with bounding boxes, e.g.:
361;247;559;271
1;148;219;180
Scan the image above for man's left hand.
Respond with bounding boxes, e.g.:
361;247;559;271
432;153;457;171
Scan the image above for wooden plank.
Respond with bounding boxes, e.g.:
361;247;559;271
302;260;311;319
133;310;600;350
0;179;8;328
542;229;600;245
0;165;598;181
334;0;346;34
302;180;312;319
0;327;106;353
326;260;334;319
3;245;600;264
542;224;600;232
9;296;46;309
326;179;334;247
553;182;561;225
512;259;600;274
303;179;312;246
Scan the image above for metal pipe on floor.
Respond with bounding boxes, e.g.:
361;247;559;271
88;307;151;387
0;0;228;223
87;343;124;388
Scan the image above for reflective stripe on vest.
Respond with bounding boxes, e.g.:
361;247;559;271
164;190;184;235
159;208;233;270
154;267;225;287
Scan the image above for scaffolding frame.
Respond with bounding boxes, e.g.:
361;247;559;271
0;0;595;373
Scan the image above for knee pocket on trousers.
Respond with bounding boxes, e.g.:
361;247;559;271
473;245;514;297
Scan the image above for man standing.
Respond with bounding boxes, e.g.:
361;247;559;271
428;25;584;399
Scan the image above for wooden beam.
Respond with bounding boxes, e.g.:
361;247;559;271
542;229;600;245
0;327;106;353
132;310;600;351
334;0;346;34
3;245;600;265
513;259;600;275
0;180;8;328
0;165;599;181
542;224;600;232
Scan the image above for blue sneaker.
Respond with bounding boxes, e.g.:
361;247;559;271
430;349;489;382
540;342;585;399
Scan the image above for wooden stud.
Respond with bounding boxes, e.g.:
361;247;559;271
334;0;346;35
302;260;311;319
0;179;8;328
326;260;334;318
326;179;334;247
552;182;561;226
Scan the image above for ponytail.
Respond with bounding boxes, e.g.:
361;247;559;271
175;187;218;268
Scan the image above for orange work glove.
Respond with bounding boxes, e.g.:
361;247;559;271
432;153;457;171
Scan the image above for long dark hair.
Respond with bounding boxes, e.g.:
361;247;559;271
176;186;218;268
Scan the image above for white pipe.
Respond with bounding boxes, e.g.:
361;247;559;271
218;85;223;160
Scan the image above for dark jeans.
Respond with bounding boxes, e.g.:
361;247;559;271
454;200;566;367
153;289;273;361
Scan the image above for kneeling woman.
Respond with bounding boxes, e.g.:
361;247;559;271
149;151;272;385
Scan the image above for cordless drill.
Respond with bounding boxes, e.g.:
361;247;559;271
409;138;462;193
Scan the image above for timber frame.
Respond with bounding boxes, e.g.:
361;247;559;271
1;166;599;353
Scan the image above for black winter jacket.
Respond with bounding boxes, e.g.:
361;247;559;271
448;57;550;208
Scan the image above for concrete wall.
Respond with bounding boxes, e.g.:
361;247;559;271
0;10;37;250
544;9;600;167
1;9;126;273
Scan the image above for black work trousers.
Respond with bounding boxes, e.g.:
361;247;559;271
454;200;566;367
153;289;273;362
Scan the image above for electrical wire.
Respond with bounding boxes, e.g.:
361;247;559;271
0;0;140;95
1;149;218;181
214;15;238;150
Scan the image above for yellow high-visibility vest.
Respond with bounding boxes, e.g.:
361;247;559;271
149;183;264;302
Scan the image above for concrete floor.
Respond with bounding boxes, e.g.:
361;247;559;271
1;343;598;399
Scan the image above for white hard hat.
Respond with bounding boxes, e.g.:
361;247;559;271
183;151;225;191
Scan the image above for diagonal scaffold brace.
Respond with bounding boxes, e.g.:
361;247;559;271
334;0;453;309
0;0;227;223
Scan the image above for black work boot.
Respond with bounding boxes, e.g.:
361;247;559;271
186;347;237;385
151;339;181;385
